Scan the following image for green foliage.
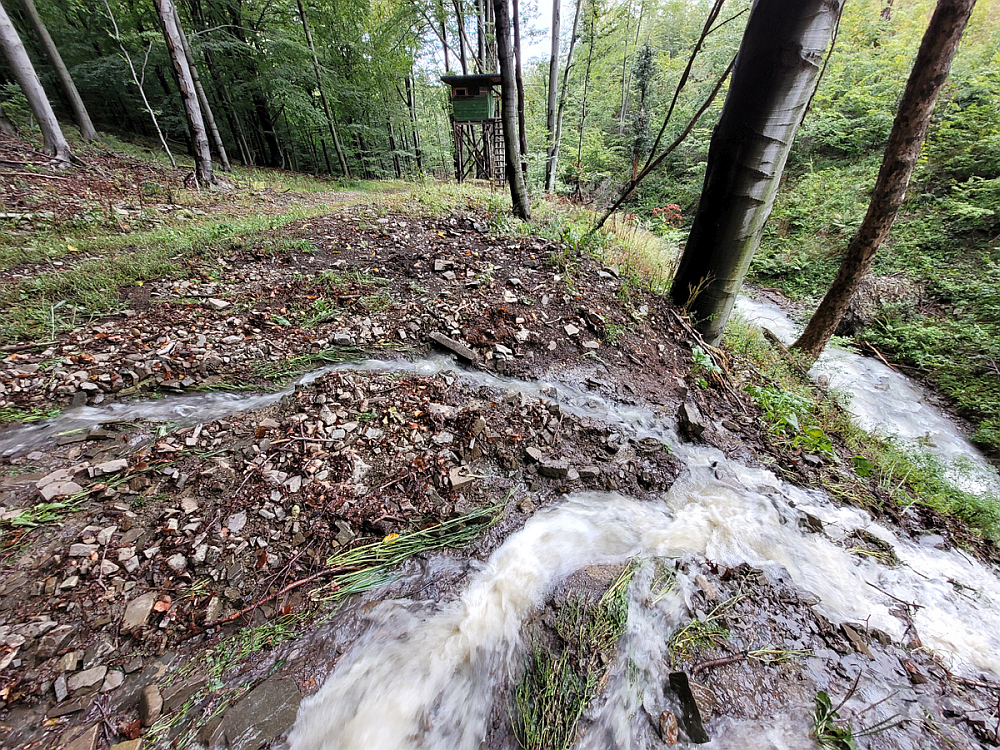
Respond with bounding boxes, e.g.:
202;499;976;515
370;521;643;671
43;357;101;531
513;566;632;750
812;691;856;750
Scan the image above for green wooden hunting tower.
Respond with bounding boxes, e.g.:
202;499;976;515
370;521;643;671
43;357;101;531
442;74;505;184
442;74;500;121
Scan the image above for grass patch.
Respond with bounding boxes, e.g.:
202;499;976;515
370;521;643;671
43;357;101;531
512;565;633;750
0;405;61;425
0;208;332;344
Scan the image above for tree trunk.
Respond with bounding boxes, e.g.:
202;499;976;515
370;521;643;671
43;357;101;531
545;0;582;193
171;4;230;170
296;0;351;177
793;0;976;360
574;1;596;200
18;0;97;141
0;100;17;136
669;0;845;345
511;0;528;184
405;75;423;172
437;0;451;72
0;1;71;163
451;0;468;74
154;0;213;184
476;0;486;67
492;0;530;219
543;0;559;193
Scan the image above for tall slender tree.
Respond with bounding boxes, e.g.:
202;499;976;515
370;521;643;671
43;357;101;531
670;0;845;344
545;0;582;193
296;0;350;177
18;0;97;141
0;0;71;164
492;0;530;219
793;0;978;359
153;0;213;184
543;0;560;193
171;5;230;170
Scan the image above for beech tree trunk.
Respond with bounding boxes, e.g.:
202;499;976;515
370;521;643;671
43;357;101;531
153;0;213;184
296;0;350;177
19;0;97;141
0;1;71;163
172;5;230;170
793;0;977;359
511;0;528;184
492;0;530;219
545;0;582;193
543;0;560;193
670;0;845;345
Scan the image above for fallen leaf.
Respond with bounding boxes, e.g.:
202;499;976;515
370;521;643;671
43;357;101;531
153;597;172;612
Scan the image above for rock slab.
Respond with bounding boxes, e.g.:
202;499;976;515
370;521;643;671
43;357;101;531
222;679;301;750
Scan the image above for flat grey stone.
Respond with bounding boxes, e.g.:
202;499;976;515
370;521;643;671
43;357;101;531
222;679;301;750
37;624;76;658
139;684;162;726
67;666;107;693
121;592;158;633
538;459;569;479
428;332;477;362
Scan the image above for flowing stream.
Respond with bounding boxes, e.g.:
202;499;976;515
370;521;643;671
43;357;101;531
734;295;1000;495
3;305;1000;748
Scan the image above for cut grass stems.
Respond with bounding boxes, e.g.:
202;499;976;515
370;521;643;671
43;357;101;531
319;502;503;604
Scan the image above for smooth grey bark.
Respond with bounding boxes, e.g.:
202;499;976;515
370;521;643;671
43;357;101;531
543;0;559;193
296;0;350;177
171;5;230;170
492;0;530;219
0;100;16;136
102;0;175;167
545;0;582;193
19;0;97;141
793;0;976;359
154;0;213;184
0;0;71;163
511;0;527;183
670;0;845;345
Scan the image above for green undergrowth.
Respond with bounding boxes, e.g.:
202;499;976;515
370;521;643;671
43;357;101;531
723;316;1000;539
513;565;633;750
0;208;328;344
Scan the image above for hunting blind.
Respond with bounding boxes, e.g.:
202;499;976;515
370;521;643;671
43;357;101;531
442;74;505;184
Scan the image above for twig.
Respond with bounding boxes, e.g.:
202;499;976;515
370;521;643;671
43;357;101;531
691;652;746;674
1;171;70;180
0;340;56;353
866;580;923;610
863;341;896;371
199;565;360;629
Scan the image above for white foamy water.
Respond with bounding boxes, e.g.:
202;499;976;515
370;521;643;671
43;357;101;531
735;295;1000;494
288;440;1000;750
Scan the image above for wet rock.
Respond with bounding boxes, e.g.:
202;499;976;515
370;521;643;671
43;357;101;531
659;710;679;745
668;672;710;743
59;723;99;750
449;466;475;491
428;332;477;363
687;680;716;720
162;673;208;711
67;666;107;693
221;678;301;750
37;625;76;658
54;674;68;702
102;669;125;692
121;592;158;633
139;684;162;726
678;402;707;440
841;624;873;659
579;465;600;479
538;458;569;479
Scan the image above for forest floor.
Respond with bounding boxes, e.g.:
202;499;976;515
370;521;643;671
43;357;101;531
0;137;999;750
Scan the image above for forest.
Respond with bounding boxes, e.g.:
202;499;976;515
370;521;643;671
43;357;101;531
3;1;1000;748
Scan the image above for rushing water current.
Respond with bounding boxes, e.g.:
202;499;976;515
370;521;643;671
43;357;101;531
3;302;1000;748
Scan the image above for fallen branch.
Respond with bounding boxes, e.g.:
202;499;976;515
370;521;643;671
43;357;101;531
199;565;361;629
691;652;746;674
0;340;56;353
2;171;70;180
